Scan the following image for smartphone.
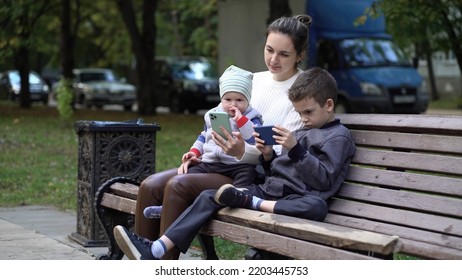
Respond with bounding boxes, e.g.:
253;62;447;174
209;112;232;139
254;125;279;145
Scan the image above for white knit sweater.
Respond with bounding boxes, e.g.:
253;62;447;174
239;70;304;164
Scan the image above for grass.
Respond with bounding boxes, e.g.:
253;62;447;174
0;100;248;259
0;101;205;210
427;95;462;110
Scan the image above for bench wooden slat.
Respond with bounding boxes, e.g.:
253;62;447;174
328;199;462;236
350;130;462;154
325;213;462;247
100;192;136;215
200;219;376;260
396;238;462;260
352;147;462;175
215;208;399;255
337;183;462;217
339;114;462;135
109;182;138;199
346;166;462;196
326;214;462;259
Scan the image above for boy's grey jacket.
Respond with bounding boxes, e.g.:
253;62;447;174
259;119;356;200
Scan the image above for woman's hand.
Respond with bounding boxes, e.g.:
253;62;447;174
212;127;246;159
181;151;196;162
178;157;201;174
178;152;201;174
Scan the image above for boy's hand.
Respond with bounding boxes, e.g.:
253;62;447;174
254;133;273;161
272;125;297;150
253;124;297;161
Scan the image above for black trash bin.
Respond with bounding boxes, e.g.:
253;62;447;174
71;119;160;246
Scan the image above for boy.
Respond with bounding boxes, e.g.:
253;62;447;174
143;65;263;219
114;67;356;259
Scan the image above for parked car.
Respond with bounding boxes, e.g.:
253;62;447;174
154;56;220;113
0;70;49;105
53;68;136;111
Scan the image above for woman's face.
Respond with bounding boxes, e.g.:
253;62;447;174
264;32;302;81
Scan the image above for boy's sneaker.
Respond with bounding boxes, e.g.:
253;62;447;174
143;206;162;219
113;225;158;260
214;184;253;208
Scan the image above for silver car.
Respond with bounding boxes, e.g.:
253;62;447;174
55;68;136;111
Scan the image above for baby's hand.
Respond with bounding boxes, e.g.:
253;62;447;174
181;151;197;163
230;106;242;122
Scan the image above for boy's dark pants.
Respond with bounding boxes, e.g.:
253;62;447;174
164;187;328;253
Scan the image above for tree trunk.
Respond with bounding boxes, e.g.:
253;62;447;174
419;41;439;101
60;0;74;79
170;1;182;56
425;51;439;101
16;46;31;108
440;8;462;102
14;7;32;108
116;0;157;115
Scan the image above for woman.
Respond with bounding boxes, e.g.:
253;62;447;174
135;14;312;259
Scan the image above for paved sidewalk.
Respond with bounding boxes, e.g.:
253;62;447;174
0;205;201;260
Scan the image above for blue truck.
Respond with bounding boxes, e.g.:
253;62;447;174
306;0;428;113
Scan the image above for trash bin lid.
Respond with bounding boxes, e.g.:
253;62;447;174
75;119;161;133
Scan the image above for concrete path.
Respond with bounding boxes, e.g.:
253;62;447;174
0;205;201;260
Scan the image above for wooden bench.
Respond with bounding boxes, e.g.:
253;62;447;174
94;113;462;260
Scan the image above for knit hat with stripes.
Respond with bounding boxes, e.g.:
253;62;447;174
219;65;253;102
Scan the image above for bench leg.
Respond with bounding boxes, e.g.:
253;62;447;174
197;233;219;260
94;176;140;260
95;209;134;260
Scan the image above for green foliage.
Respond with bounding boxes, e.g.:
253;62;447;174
75;1;132;69
0;1;57;69
55;78;74;121
157;0;218;60
371;0;462;55
0;0;219;77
